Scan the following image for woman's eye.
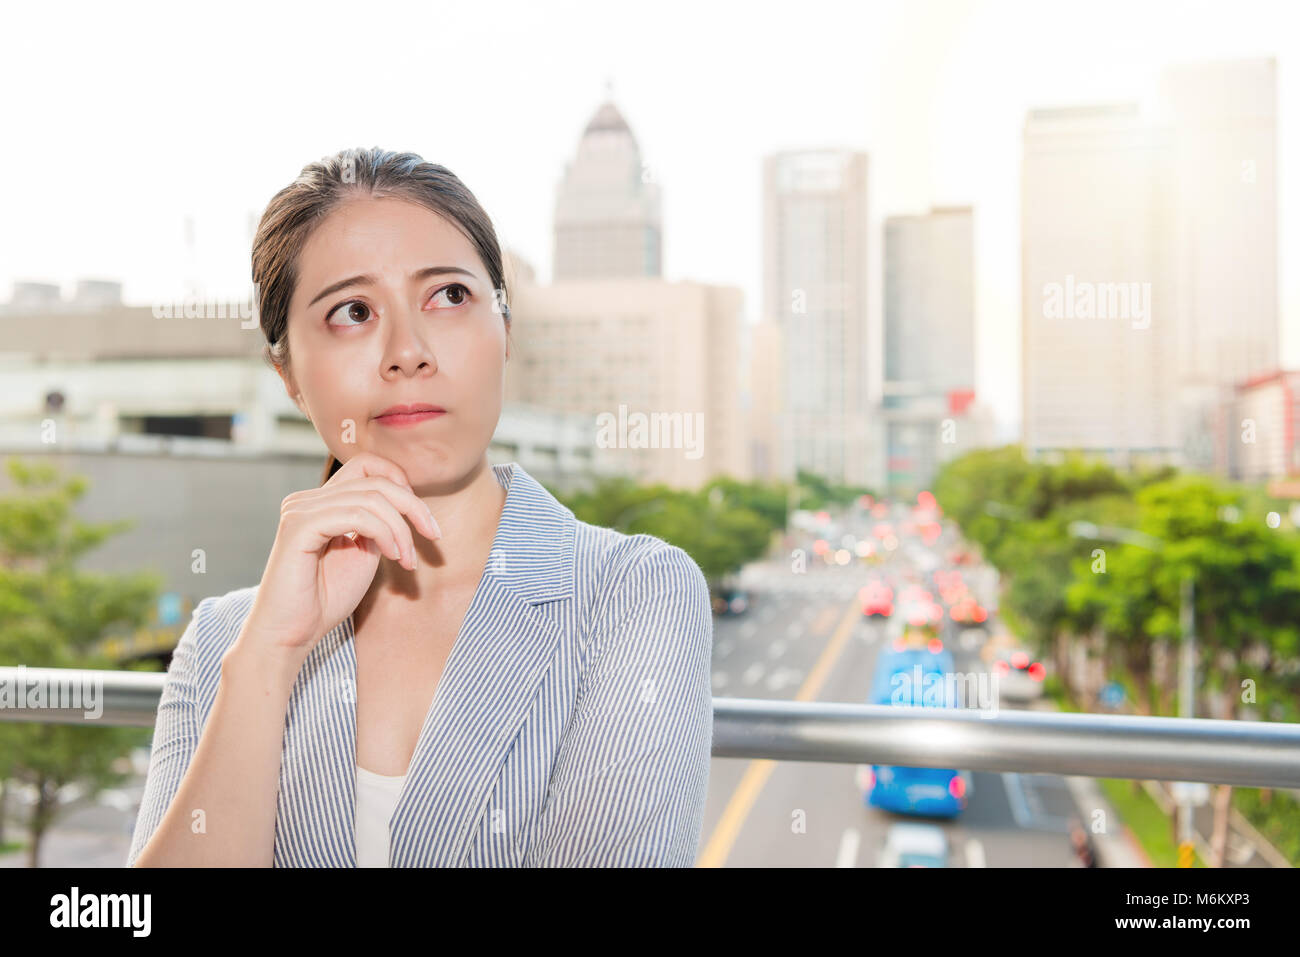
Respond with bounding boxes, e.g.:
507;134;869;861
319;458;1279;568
430;283;471;308
325;300;373;326
325;285;469;326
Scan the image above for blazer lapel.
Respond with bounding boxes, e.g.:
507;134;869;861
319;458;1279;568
273;461;576;867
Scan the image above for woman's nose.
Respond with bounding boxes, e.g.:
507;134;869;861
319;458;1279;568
381;305;436;374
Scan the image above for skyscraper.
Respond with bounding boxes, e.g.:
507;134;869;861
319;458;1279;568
883;206;980;494
1021;58;1279;470
505;274;747;488
1021;103;1179;465
762;149;874;488
1158;58;1279;470
553;98;662;280
885;207;974;397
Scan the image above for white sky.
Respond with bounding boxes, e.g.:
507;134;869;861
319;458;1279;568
2;0;1297;439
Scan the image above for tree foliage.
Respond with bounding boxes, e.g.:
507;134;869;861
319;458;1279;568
0;458;163;866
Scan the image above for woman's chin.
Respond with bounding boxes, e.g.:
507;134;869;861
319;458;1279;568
388;449;473;491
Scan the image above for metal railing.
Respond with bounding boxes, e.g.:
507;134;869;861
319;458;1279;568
4;667;1300;789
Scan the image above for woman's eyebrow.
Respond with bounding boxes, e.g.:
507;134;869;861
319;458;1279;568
307;266;480;308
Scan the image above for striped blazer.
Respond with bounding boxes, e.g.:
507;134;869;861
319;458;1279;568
126;461;714;867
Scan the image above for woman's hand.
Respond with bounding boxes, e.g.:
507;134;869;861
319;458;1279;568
238;451;443;664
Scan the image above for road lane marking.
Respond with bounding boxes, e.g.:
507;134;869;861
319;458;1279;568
1003;772;1072;831
836;828;861;867
698;599;862;868
796;601;863;703
965;837;986;868
1002;773;1034;828
810;605;839;635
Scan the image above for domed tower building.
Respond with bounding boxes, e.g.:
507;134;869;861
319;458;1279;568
553;95;663;280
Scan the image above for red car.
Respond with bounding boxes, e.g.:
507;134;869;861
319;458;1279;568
949;594;987;624
859;580;894;617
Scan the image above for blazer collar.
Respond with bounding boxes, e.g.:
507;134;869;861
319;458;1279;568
273;460;577;866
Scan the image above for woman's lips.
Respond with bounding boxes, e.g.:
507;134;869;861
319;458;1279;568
374;410;448;427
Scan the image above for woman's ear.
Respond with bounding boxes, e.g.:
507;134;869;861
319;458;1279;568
276;362;312;421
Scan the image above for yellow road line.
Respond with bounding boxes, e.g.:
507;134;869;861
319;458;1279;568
809;604;838;636
697;598;862;868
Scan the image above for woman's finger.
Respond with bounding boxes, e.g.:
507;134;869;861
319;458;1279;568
327;451;414;493
314;490;419;568
321;474;442;543
284;500;408;567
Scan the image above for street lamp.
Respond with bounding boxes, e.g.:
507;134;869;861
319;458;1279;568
1067;521;1198;860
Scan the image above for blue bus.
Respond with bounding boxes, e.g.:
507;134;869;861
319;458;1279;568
858;642;972;818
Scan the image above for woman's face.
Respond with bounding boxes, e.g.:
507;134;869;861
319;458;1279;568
278;196;507;489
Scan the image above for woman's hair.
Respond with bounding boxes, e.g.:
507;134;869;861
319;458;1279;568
250;147;514;486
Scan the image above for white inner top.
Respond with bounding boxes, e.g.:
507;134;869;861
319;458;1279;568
355;764;407;867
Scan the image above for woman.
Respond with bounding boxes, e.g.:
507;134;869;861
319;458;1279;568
127;147;714;867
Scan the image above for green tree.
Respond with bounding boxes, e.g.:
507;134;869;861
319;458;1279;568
702;475;789;533
936;447;1300;865
0;458;161;866
554;475;779;591
793;468;876;512
1131;476;1300;723
1066;474;1300;863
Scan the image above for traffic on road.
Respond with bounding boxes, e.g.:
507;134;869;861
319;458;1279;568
698;492;1074;868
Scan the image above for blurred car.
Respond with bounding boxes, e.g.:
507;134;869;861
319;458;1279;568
711;586;750;616
958;626;988;651
979;630;1016;664
859;579;894;617
895;586;944;629
991;647;1045;702
858;540;884;565
932;567;962;590
912;548;940;572
877;822;950;867
886;613;942;651
981;632;1045;702
948;594;987;625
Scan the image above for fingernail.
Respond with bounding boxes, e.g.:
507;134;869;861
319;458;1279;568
426;506;442;539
